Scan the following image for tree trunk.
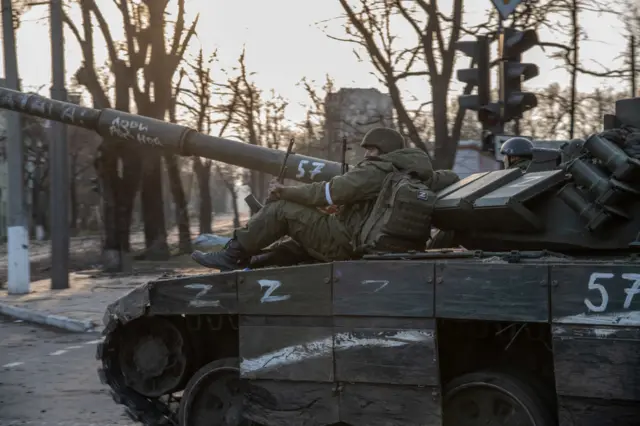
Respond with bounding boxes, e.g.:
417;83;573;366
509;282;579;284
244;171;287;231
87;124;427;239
230;189;240;228
119;147;141;254
31;163;41;238
194;159;213;234
569;0;579;139
140;148;170;260
98;143;124;271
250;171;260;205
221;174;241;228
164;153;192;253
432;84;457;169
101;99;141;271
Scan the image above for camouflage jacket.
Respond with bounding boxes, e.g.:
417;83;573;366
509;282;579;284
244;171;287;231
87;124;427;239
278;148;438;238
427;169;461;191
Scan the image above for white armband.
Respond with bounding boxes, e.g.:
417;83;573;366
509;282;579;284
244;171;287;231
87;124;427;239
324;182;334;205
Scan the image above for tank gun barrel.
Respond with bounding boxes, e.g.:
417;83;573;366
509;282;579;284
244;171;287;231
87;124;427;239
0;88;342;183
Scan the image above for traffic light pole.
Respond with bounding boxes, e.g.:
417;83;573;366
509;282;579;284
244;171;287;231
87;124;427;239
454;17;539;154
497;18;505;126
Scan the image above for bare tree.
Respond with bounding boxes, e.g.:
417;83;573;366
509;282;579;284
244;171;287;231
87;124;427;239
536;0;628;139
575;86;628;136
517;84;627;140
293;76;335;158
177;48;235;234
178;50;214;234
167;70;192;253
519;84;571;139
621;0;640;95
67;126;101;232
214;48;265;200
263;89;289;150
298;75;334;141
537;0;612;138
64;0;197;268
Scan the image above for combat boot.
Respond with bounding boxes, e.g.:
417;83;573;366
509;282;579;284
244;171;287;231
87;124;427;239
191;239;250;271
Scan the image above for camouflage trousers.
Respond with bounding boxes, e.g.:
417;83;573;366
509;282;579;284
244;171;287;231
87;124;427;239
234;200;354;262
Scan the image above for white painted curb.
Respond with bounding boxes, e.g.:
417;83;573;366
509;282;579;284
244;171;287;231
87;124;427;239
0;302;98;333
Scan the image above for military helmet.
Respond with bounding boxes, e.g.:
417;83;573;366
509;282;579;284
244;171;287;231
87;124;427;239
360;127;406;154
500;136;534;158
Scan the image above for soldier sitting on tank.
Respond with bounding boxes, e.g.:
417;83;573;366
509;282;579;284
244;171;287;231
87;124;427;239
191;127;441;271
501;136;534;172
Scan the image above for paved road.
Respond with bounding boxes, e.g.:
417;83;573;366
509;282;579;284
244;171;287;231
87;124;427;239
0;315;138;426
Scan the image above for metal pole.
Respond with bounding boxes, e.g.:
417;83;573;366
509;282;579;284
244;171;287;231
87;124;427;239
631;35;636;97
49;0;69;289
2;0;30;294
493;18;506;164
497;18;505;128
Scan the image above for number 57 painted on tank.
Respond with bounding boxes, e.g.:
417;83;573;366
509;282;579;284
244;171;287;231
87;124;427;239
584;272;640;313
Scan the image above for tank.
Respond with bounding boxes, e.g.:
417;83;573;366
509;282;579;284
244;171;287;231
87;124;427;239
1;87;640;426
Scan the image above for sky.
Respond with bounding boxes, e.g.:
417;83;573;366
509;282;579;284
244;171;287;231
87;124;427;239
0;0;633;126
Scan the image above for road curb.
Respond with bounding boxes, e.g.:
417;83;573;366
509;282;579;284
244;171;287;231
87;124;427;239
0;302;98;333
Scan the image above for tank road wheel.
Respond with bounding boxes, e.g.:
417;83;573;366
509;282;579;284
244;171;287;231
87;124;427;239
443;370;556;426
117;316;192;397
179;358;255;426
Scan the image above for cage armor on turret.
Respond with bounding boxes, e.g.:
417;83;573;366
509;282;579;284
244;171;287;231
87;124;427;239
2;87;640;426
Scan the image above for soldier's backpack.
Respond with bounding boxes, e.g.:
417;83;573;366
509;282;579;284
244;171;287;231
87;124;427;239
355;169;437;253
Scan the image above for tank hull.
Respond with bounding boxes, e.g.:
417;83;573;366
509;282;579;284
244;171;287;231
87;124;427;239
97;254;640;426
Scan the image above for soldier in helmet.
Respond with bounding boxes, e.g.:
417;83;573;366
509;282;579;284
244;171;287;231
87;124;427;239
500;136;534;172
191;127;438;271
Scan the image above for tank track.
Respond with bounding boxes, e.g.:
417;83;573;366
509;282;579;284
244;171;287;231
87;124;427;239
96;332;179;426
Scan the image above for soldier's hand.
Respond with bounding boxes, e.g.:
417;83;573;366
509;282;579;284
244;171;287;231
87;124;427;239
268;179;284;200
320;205;338;214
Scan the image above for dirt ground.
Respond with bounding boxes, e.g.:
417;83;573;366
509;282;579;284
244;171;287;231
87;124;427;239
0;213;247;286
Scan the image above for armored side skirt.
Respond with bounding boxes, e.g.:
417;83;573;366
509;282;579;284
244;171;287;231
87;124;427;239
103;260;640;426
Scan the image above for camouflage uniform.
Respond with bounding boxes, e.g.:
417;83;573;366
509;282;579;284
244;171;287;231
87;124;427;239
234;200;352;262
428;169;461;190
423;170;462;250
192;128;434;271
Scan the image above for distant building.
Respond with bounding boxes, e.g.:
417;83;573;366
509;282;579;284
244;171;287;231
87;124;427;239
324;88;394;164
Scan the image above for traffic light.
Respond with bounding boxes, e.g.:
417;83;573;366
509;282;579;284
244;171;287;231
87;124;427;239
455;35;491;113
478;102;502;130
499;28;539;122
